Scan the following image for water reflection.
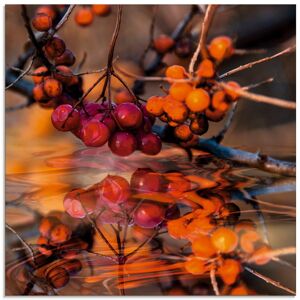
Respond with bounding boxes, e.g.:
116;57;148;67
5;146;296;295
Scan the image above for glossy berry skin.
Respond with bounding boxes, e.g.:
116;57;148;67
165;65;186;79
109;131;137;156
169;83;193;102
218;259;241;285
197;59;215;78
130;168;163;193
153;34;175;54
146;96;164;117
75;7;94;27
192;234;216;258
114;88;134;104
44;37;66;58
51;104;80;131
81;120;110;147
184;257;206;275
46;267;69;289
32;13;52;31
96;175;130;208
138;132;162;155
185;88;210;112
54;49;76;66
211;227;238;253
43;78;63;97
114;103;143;129
134;202;165;228
208;35;234;61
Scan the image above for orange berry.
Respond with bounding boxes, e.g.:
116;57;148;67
212;90;229;112
75;7;94;27
252;245;272;265
205;108;225;122
39;217;56;237
169;82;193;102
197;59;215;78
208;36;234;61
50;224;71;244
184;257;207;275
32;66;48;84
165;65;186;80
185;88;210;112
43;78;63;97
92;5;111;16
163;98;188;123
211;227;238;253
192;234;216;258
168;121;180;127
33;83;47;102
224;81;241;101
230;284;250;296
32;13;52;32
174;124;193;141
240;230;261;253
186;217;215;240
36;5;56;20
153;34;175;54
146;96;164;116
218;259;241;285
167;218;187;240
114;88;134;104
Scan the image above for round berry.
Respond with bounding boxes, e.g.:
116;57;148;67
211;227;238;253
130;168;163;193
189;114;209;135
146;96;164;117
92;5;111;16
208;35;234;61
197;59;215;78
153;34;175;54
109;131;137;156
192;234;216;258
50;224;71;244
134;202;165;228
44;37;66;58
138;132;162;155
51;104;80;131
114;88;134;104
174;124;193;141
81;120;110;147
75;7;94;27
185;88;210;112
218;259;241;285
165;65;186;80
54;49;76;66
115;103;143;129
32;13;52;31
32;66;48;84
169;83;193;102
33;83;47;102
36;5;56;19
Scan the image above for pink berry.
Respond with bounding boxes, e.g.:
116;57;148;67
51;104;80;131
134;202;165;228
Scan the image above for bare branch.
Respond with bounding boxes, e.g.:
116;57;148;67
243;77;274;91
218;81;296;110
153;125;296;176
245;266;295;295
189;5;218;74
233;48;267;55
219;45;296;79
210;267;219;295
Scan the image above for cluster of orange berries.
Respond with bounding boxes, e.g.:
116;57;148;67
167;199;271;287
75;5;111;27
36;216;85;289
146;36;241;145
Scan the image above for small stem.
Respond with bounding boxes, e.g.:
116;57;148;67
210;267;219;295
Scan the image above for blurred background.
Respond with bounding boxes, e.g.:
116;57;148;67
5;5;296;296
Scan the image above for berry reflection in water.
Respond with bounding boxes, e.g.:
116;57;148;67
6;164;296;295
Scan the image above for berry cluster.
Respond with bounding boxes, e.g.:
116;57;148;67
75;5;111;27
63;168;188;230
36;216;84;289
167;191;271;287
146;36;241;146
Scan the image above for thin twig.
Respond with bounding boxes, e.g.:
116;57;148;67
245;266;295;295
233;48;267;55
213;102;238;143
189;5;218;74
218;81;296;110
243;77;274;91
210;267;219;295
6;223;35;264
219;45;296;79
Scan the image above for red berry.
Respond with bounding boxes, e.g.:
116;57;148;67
130;168;163;193
44;37;66;58
134;202;165;228
32;13;52;31
51;104;80;131
81;120;110;147
138;132;162;155
54;49;76;66
81;102;102;116
109;131;137;156
114;103;143;129
153;34;175;54
96;175;130;207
